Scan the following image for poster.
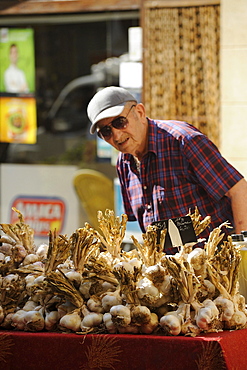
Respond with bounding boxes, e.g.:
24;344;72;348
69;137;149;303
0;164;80;246
0;96;36;143
0;28;37;143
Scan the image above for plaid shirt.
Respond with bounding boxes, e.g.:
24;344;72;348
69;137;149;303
117;119;243;241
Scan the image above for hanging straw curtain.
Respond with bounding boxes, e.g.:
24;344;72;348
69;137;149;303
142;1;220;146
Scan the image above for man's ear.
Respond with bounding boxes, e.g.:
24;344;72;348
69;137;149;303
135;103;146;119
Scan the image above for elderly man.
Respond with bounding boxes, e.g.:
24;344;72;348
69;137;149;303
87;86;247;241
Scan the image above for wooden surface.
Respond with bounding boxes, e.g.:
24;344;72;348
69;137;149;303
0;0;141;16
143;0;220;8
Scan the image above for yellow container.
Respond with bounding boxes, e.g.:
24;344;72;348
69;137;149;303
239;248;247;301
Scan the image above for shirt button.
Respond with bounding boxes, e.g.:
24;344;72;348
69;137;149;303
143;186;147;190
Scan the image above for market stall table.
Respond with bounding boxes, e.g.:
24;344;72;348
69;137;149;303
1;329;247;370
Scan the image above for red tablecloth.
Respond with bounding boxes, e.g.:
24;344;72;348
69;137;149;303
1;329;247;370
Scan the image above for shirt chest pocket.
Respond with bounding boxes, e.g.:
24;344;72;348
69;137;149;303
156;181;199;216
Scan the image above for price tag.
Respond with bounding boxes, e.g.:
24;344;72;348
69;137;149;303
152;215;197;249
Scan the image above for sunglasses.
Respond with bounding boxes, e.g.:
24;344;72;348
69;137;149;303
97;104;136;140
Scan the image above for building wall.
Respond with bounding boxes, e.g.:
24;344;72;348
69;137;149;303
220;0;247;178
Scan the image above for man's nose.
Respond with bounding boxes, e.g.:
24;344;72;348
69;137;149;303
112;127;123;141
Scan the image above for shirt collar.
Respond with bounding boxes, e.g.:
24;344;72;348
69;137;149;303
147;118;158;155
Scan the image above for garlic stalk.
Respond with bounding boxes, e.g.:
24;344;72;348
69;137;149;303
131;225;166;267
65;270;83;289
96;210;127;259
44;231;71;274
69;227;100;274
188;207;211;237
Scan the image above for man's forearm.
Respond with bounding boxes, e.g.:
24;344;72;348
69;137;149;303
226;178;247;233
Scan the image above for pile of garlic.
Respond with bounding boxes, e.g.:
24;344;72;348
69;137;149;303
0;207;246;336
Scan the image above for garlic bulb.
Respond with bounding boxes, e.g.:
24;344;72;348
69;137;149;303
101;281;115;292
130;305;152;326
59;310;82;332
25;274;36;295
201;279;215;298
2;273;19;288
22;253;39;266
1;312;14;330
140;312;159;334
158;275;172;295
87;295;104;313
13;244;28;263
187;248;207;278
79;281;92;299
0;305;4;324
0;252;5;262
22;299;39;312
110;305;131;327
103;313;117;333
128;257;142;270
187;248;206;270
113;261;134;274
81;311;103;330
11;310;26;331
195;299;219;330
35;243;49;259
225;310;247;329
137;277;160;305
24;310;45;332
0;242;13;255
57;300;77;318
160;312;182;336
45;310;60;331
144;264;166;286
101;290;122;312
214;296;234;322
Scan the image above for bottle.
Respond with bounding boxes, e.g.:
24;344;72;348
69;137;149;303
231;234;247;249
